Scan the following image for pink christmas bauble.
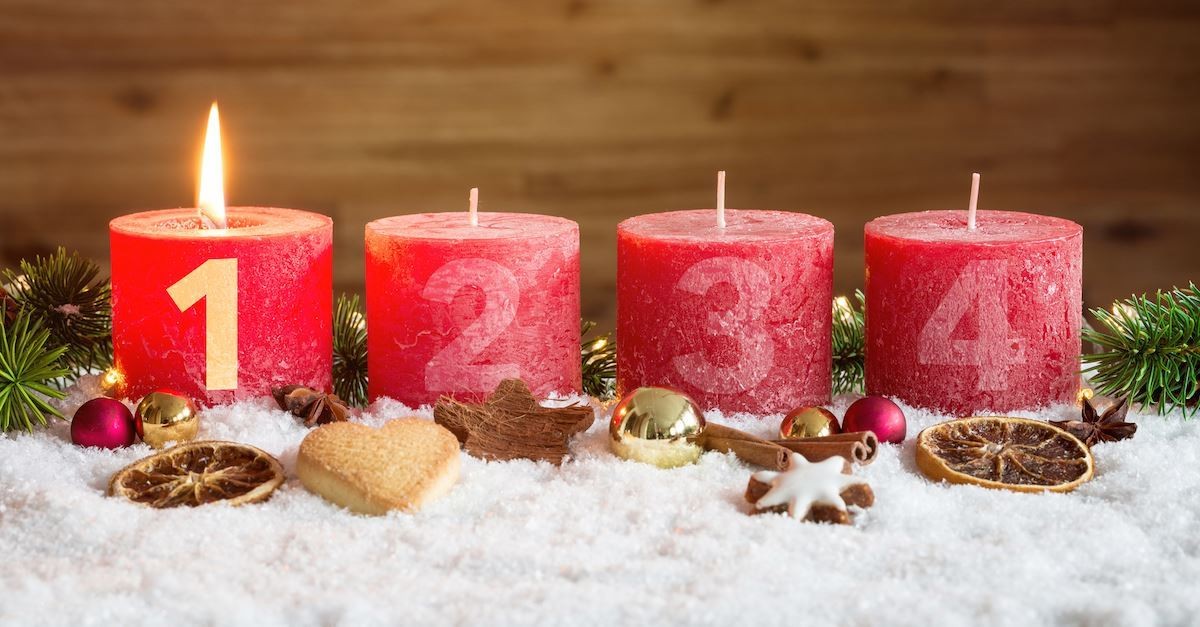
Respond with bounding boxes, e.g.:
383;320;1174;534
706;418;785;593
843;396;907;444
71;398;136;449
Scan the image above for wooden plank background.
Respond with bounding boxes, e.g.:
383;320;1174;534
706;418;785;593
1;0;1197;330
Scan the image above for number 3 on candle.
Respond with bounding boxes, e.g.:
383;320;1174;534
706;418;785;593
167;259;238;391
673;257;774;394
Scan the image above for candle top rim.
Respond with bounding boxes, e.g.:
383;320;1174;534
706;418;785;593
866;210;1081;244
619;209;832;242
367;212;577;240
110;207;331;239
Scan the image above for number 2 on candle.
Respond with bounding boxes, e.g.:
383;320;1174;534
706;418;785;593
422;258;521;393
167;258;238;391
673;257;774;393
918;259;1026;391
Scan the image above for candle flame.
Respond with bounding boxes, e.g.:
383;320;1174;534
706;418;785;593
198;102;227;229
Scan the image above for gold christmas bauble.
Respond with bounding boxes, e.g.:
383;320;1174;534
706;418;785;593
135;390;200;449
780;406;840;439
609;387;706;468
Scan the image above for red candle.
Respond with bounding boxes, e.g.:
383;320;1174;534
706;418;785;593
864;208;1082;415
617;206;834;415
110;105;333;405
365;204;581;407
111;209;332;405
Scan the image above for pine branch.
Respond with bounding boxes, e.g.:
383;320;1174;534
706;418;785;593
0;312;69;432
2;247;112;383
832;290;866;396
332;293;369;408
581;320;616;399
1082;283;1200;417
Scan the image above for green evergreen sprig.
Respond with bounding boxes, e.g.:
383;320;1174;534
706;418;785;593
1083;284;1200;417
0;312;69;432
581;320;616;399
2;247;111;383
332;293;369;408
832;290;866;396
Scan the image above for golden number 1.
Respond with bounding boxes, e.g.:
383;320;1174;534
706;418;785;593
167;258;238;390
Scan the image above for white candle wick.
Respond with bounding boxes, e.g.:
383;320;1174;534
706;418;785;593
469;187;479;227
716;170;727;229
967;172;980;231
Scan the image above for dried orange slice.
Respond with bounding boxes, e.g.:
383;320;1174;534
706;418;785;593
109;441;284;508
916;417;1094;493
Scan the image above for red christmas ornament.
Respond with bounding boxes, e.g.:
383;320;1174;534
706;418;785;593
843;396;907;444
71;398;136;449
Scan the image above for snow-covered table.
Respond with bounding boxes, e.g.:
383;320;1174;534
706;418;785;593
2;380;1198;626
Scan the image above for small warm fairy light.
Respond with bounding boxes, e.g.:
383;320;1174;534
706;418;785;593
591;337;608;351
99;367;126;398
833;295;854;323
1076;387;1094;405
349;310;366;332
197;102;227;229
1112;303;1138;319
8;275;29;292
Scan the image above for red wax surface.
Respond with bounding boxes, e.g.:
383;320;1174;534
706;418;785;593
111;208;333;405
366;212;581;407
865;210;1082;415
617;209;834;414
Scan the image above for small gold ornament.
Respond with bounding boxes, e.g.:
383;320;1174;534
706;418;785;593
98;368;126;399
135;390;200;449
609;387;706;468
779;406;840;439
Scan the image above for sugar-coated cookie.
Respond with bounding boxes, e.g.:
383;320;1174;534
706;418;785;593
297;418;460;515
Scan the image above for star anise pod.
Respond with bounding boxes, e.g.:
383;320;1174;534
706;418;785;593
1051;396;1137;447
272;385;349;427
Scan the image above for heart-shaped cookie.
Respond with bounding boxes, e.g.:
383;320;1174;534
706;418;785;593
296;418;460;515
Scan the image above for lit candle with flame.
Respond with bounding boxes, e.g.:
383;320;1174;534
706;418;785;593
109;103;334;406
198;103;227;230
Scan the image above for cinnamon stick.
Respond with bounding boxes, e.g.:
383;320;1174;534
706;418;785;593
701;434;790;470
699;423;877;466
774;431;879;462
768;440;868;464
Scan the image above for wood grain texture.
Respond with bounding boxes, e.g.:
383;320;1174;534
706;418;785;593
1;0;1198;328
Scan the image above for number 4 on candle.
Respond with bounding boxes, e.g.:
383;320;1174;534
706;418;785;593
167;259;239;390
918;259;1025;391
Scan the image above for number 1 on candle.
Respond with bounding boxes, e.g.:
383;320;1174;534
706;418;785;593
168;258;239;390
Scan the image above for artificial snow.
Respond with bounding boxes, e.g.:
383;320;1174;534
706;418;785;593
2;379;1198;626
